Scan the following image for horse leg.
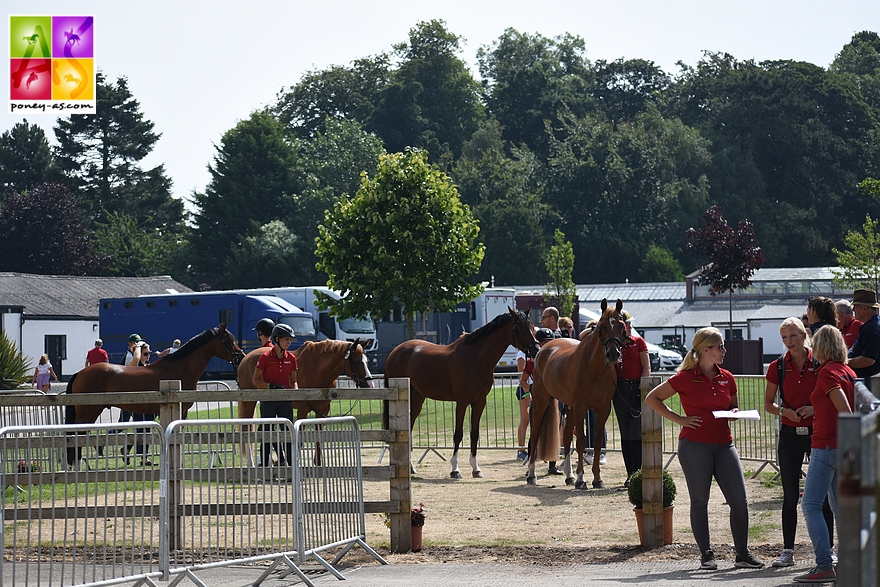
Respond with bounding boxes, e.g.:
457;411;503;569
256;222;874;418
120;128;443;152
592;404;613;488
468;399;487;478
409;392;427;475
573;411;588;490
449;402;468;479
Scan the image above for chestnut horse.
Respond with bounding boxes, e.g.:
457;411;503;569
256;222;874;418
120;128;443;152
526;299;626;489
64;324;244;464
384;308;539;479
235;339;373;465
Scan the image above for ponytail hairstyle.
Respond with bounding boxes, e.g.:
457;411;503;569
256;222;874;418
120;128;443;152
678;327;723;372
808;296;838;328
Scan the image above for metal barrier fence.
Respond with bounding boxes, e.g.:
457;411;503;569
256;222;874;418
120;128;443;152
837;382;880;586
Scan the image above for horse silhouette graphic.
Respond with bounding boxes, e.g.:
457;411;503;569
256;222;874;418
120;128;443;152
26;72;38;90
22;34;39;46
64;73;82;85
64;29;80;46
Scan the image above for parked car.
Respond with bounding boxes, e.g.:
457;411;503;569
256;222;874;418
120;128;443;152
647;346;660;371
646;342;683;370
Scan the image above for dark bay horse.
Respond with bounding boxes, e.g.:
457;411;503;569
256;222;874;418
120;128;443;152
236;339;373;465
526;299;626;489
384;308;539;479
65;324;244;464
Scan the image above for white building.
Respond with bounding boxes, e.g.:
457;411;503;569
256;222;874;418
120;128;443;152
0;273;192;381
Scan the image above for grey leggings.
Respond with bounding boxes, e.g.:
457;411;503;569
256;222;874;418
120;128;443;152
678;437;750;553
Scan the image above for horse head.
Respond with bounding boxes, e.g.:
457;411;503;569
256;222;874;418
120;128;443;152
343;338;373;388
596;298;626;365
217;323;245;366
509;307;540;358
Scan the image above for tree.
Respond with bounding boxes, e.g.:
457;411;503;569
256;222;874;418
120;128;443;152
53;73;183;233
833;178;880;292
0;119;56;192
223;220;310;288
190;110;299;287
0;183;108;275
315;148;485;338
685;205;765;337
90;211;181;278
544;229;576;317
636;244;685;282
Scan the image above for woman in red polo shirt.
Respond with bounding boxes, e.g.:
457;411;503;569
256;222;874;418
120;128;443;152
645;327;763;571
254;323;298;467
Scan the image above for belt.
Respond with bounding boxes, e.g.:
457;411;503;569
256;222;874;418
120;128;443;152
621;379;640;385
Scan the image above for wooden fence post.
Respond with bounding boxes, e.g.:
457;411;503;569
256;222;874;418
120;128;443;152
640;375;664;548
386;377;412;553
158;380;182;550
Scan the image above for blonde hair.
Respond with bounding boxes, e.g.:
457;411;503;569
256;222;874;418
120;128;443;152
558;317;573;329
779;317;806;335
811;326;848;364
39;354;49;365
678;327;723;372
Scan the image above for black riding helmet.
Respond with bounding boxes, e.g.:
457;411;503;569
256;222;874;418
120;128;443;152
254;318;275;337
271;323;294;344
535;327;555;342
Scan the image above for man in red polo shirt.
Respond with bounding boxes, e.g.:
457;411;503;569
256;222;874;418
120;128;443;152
85;339;109;367
254;323;298;467
836;299;862;350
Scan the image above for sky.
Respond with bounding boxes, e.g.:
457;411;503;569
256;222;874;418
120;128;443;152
4;0;879;206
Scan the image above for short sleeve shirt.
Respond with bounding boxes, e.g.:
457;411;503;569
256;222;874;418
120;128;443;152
667;366;738;444
616;334;648;380
256;348;298;388
810;361;855;450
765;350;817;428
841;319;863;350
86;347;109;365
850;315;880;382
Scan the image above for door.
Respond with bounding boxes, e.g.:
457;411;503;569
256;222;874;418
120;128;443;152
45;334;67;380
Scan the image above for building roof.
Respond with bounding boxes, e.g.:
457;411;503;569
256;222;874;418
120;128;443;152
0;273;192;319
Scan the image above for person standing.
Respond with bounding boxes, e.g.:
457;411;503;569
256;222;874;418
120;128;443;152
614;310;650;484
794;326;855;584
540;306;565;474
763;318;832;568
85;339;109;367
31;354;59;392
157;339;181;358
253;323;298;467
836;299;862;350
254;318;275;348
125;342;157;466
645;327;764;571
848;288;880;391
806;296;838;336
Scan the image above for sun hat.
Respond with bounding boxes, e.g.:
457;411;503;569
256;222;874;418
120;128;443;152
852;289;880;308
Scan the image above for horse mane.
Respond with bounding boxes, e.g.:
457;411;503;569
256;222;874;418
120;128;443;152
163;327;220;363
306;339;350;355
461;312;512;346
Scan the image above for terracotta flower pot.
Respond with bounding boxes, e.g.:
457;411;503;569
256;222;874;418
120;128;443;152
411;524;423;552
634;506;674;545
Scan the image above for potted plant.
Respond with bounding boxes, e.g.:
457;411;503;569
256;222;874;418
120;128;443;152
627;468;676;545
410;502;426;552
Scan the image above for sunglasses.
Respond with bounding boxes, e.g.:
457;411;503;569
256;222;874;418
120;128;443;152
706;344;726;351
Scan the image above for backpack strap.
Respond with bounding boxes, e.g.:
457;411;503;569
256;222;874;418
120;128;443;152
776;354;786;407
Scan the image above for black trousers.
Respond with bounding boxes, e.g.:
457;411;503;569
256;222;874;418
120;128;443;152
777;425;834;548
259;400;294;466
612;380;642;476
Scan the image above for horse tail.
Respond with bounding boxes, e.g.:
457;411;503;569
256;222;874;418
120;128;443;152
535;398;561;462
64;372;78;424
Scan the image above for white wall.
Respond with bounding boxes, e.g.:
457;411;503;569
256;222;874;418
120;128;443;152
21;319;99;378
1;311;23;350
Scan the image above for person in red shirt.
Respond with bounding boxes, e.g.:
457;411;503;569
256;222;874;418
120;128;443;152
645;327;764;571
836;299;862;350
254;318;275;348
84;339;109;367
795;326;855;584
613;310;650;483
763;317;831;568
254;323;298;467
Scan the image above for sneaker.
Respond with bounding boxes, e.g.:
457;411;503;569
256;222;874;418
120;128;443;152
700;549;717;570
794;565;836;583
516;450;528;462
772;549;794;567
584;450;594;465
598;452;607;465
831;552;838;566
548;467;564;475
734;548;765;568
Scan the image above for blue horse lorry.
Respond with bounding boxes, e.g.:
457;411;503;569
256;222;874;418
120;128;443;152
99;292;317;378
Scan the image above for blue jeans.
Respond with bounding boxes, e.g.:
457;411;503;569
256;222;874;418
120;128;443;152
801;446;838;568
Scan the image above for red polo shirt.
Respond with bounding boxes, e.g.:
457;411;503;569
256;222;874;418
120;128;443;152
86;347;109;365
256;347;298;388
667;366;738;444
765;350;817;428
810;361;855;450
841;319;863;350
616;334;648;380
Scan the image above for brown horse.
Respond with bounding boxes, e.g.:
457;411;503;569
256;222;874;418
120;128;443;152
65;324;244;464
236;339;373;465
526;299;626;489
384;308;539;479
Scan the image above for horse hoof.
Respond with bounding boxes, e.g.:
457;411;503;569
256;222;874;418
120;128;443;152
565;477;574;486
472;471;484;478
575;480;588;490
592;480;605;489
526;475;537;486
450;471;462;479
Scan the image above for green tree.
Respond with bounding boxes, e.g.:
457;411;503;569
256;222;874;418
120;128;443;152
53;73;183;233
315;148;484;338
0;119;56;192
190;110;299;287
90;211;181;277
833;178;880;292
544;229;576;317
0;183;108;275
636;244;685;282
223;220;310;288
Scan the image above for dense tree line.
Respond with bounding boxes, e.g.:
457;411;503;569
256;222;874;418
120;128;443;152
1;23;878;288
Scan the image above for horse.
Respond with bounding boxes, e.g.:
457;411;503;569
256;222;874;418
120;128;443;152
384;308;540;479
526;298;626;489
64;29;80;46
65;325;244;464
235;338;373;466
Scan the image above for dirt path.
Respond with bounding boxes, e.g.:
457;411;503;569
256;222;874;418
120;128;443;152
361;448;813;566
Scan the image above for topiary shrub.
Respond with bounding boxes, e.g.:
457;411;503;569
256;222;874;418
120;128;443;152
627;468;676;509
0;331;32;389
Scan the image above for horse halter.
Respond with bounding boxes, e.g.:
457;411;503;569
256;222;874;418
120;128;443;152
344;341;372;388
511;313;539;358
597;318;625;364
221;331;244;367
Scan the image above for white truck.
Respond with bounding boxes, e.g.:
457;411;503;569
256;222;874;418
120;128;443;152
232;286;379;369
